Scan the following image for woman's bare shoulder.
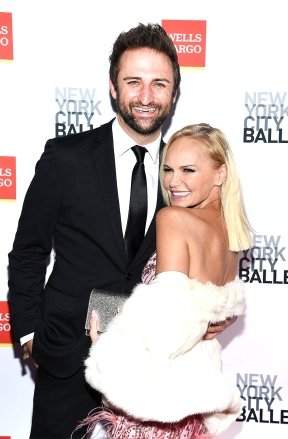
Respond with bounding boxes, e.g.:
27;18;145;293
155;207;190;274
156;206;200;227
156;205;184;220
157;206;210;235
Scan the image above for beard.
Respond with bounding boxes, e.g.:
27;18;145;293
115;96;173;136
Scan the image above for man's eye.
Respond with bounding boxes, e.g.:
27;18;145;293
127;80;140;86
154;82;165;88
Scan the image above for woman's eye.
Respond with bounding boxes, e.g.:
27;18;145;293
163;167;173;173
183;168;195;173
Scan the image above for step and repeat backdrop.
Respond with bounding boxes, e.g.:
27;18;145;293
0;0;287;437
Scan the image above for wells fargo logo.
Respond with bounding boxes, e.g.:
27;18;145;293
162;19;206;68
0;301;13;345
0;12;13;61
0;156;16;200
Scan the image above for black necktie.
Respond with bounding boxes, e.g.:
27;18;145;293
124;145;148;263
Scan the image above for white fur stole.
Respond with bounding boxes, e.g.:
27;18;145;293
85;273;245;435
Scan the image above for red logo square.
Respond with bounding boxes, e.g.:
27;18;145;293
0;156;16;200
0;301;13;345
162;20;206;68
0;12;13;61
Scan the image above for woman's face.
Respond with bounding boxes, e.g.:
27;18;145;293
163;136;224;208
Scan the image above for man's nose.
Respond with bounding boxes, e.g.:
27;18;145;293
137;85;154;105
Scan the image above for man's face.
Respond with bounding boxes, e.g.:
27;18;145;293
110;47;177;142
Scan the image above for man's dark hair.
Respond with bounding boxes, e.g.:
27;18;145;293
109;23;181;98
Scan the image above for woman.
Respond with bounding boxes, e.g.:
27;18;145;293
81;123;253;438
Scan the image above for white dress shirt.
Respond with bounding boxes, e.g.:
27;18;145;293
112;117;161;235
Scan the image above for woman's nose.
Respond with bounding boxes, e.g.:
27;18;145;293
169;173;181;188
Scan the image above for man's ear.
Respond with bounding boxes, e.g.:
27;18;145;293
109;79;117;99
172;88;179;105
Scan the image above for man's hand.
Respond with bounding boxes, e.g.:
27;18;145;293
203;316;237;340
22;339;34;359
26;339;33;353
23;339;38;367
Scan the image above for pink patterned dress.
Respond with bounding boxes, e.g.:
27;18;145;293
76;252;216;439
141;250;157;284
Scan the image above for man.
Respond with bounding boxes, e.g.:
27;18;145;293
8;23;234;438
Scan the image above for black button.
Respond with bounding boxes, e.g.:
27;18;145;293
126;273;132;280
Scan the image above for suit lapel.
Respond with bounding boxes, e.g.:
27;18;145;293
91;120;127;262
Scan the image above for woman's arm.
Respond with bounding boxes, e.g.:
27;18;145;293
155;207;190;275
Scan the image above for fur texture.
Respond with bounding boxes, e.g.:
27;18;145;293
85;273;245;435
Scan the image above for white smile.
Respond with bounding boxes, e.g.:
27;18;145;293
134;107;155;113
171;191;190;198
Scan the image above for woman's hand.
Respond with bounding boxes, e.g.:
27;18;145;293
89;309;101;343
203;316;237;340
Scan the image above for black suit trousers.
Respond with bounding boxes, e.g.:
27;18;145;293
30;366;102;439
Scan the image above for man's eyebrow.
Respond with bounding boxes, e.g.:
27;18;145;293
123;76;141;81
123;76;171;83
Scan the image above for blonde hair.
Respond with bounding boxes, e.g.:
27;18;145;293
160;123;253;251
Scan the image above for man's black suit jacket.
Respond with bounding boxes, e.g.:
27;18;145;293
8;119;164;378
